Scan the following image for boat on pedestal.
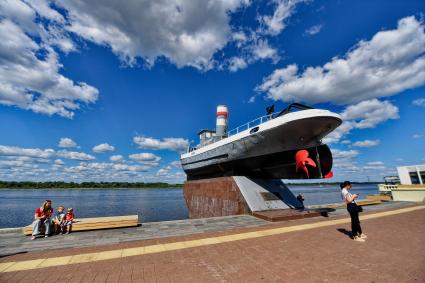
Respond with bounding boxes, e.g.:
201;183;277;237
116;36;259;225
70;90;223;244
180;103;342;181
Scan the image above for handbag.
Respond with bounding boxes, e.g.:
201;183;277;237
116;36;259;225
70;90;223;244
347;202;362;213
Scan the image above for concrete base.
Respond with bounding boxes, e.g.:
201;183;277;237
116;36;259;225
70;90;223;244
184;176;307;221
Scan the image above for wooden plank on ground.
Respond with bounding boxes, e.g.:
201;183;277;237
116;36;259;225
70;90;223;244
327;200;382;209
357;200;382;206
367;195;392;201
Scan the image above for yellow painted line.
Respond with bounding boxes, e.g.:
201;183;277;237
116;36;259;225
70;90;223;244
38;256;72;268
1;205;424;273
122;247;145;257
163;242;186;251
144;244;166;254
3;259;45;273
0;262;15;272
69;252;99;264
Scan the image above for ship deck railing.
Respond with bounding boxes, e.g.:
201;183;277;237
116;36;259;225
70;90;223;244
189;112;276;151
227;112;276;137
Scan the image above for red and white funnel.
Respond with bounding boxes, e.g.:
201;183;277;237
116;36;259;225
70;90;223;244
216;105;228;137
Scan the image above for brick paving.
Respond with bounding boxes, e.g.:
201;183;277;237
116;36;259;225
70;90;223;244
1;204;424;282
0;215;269;257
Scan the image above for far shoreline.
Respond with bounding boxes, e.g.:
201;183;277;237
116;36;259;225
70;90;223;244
0;181;184;190
0;186;184;190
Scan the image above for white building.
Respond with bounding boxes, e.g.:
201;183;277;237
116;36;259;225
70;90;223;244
397;164;425;185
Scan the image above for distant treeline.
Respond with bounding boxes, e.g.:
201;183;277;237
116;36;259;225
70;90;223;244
0;181;183;189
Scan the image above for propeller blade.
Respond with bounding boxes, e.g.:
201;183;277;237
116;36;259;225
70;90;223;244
295;150;309;161
301;165;310;178
324;171;334;178
295;150;317;178
305;157;317;168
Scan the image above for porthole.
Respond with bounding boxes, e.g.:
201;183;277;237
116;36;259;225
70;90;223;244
250;126;259;134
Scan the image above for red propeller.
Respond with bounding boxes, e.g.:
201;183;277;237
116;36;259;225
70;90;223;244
295;150;316;178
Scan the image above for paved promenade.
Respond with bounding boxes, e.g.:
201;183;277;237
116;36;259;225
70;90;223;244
1;204;424;282
0;215;268;257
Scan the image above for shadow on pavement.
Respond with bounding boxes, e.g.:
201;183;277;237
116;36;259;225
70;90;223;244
337;228;352;238
0;251;28;258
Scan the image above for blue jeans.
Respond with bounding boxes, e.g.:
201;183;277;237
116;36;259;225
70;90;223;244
32;218;52;236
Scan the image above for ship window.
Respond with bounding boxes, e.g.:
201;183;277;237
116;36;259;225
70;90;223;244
250;126;259;134
409;172;420;184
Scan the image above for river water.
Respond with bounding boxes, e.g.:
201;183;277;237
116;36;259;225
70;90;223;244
0;184;378;228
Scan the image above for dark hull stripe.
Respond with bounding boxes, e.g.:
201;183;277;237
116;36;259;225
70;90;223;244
181;154;229;166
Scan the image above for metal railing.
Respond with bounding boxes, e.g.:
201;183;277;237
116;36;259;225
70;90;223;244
187;112;276;153
227;112;276;137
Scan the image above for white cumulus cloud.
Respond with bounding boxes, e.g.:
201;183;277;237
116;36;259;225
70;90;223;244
412;98;425;106
257;16;425;104
55;0;250;70
0;1;99;118
0;0;98;118
332;149;359;159
352;139;380;148
363;161;385;170
58;138;78;148
110;155;124;163
305;24;323;36
366;161;384;166
156;166;172;177
57;150;95;161
340;99;399;128
259;0;304;36
170;160;182;169
224;0;306;72
0;144;95;161
228;57;248;72
0;145;55;159
331;149;360;173
112;164;150;172
129;153;161;164
133;136;189;152
324;99;399;144
92;143;115;153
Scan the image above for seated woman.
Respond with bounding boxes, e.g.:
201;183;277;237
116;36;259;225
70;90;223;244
31;200;54;240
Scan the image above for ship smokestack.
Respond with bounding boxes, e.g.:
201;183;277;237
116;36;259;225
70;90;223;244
216;105;228;137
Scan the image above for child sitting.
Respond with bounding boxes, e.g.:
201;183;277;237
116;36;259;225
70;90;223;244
64;208;75;234
52;206;66;234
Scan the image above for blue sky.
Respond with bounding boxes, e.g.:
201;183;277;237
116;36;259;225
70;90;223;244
0;0;424;183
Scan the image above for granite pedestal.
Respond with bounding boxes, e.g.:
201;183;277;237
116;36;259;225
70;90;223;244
184;176;313;221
